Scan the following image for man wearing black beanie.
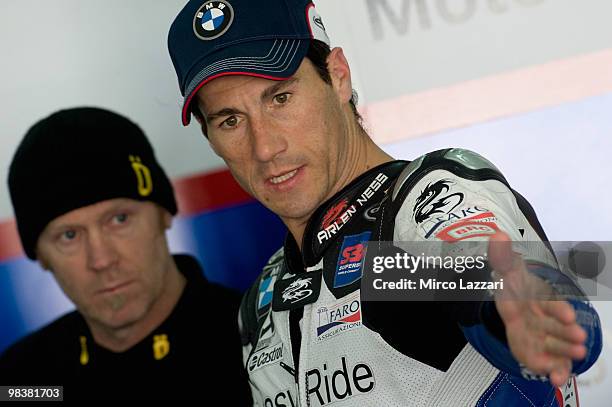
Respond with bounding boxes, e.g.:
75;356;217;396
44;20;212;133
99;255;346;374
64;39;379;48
0;107;252;404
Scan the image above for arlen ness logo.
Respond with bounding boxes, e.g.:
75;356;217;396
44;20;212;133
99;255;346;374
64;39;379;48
321;198;349;230
193;1;234;40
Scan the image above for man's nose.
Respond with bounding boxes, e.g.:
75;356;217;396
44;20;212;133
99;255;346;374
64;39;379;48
86;230;119;272
250;115;288;163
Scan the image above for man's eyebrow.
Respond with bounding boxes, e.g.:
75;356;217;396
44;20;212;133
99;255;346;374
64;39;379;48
261;77;299;101
204;107;242;123
202;77;299;123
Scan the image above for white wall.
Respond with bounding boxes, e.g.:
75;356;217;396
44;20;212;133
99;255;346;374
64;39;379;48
0;0;224;220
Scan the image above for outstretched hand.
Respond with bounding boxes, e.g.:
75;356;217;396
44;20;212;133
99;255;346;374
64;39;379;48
487;232;587;387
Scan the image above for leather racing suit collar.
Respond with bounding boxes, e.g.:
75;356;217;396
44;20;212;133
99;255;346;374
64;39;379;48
283;160;409;273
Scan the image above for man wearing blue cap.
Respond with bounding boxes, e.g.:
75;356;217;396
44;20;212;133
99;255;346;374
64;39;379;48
168;1;602;406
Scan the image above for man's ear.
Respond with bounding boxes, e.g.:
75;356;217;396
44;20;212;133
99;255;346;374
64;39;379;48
162;210;173;230
326;47;353;104
37;256;52;273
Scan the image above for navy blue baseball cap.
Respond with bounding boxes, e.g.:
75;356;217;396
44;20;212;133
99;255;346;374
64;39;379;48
168;0;330;125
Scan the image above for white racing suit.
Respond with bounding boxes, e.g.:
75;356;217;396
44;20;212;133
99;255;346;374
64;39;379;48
239;149;602;406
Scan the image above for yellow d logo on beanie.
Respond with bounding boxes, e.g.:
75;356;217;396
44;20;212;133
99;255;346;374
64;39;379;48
129;155;153;197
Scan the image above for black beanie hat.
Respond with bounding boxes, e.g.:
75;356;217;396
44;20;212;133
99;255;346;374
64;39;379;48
8;107;178;260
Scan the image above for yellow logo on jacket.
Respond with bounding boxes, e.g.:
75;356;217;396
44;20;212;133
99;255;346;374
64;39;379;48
153;334;170;360
79;336;89;365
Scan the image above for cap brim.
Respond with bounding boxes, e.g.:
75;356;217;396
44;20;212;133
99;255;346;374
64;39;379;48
181;38;310;125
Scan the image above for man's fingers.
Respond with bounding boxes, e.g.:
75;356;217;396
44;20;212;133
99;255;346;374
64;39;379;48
487;234;589;388
538;313;588;344
549;359;572;387
543;335;587;360
539;300;578;325
487;232;516;276
514;349;573;387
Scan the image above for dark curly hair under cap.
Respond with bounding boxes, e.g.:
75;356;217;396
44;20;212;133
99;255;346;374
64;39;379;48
8;107;177;260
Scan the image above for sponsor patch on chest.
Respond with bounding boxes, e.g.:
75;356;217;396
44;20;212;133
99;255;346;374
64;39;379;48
315;292;362;342
334;231;371;288
248;343;284;373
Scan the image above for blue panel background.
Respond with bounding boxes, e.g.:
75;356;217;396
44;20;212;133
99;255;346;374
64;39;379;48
171;201;287;291
0;260;27;353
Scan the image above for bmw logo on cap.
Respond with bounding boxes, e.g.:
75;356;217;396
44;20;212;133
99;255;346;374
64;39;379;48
193;0;234;40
